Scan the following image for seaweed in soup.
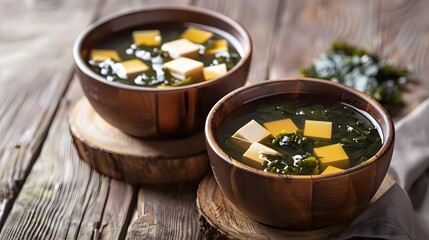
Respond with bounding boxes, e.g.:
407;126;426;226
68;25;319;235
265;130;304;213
88;23;241;87
217;94;383;175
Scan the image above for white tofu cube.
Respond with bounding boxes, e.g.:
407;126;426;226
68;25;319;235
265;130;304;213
229;136;252;150
161;38;199;59
203;63;227;80
90;49;121;62
163;57;203;80
113;59;149;79
232;119;272;143
243;142;281;168
133;30;161;46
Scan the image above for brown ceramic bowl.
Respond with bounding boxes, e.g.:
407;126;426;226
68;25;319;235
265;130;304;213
73;6;251;139
205;78;394;230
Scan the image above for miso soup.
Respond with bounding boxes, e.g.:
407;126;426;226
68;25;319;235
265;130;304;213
88;23;242;87
217;94;383;175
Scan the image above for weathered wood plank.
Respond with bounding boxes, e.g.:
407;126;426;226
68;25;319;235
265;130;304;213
378;0;429;90
126;182;200;239
270;0;429;120
0;79;135;239
270;0;378;78
0;0;101;227
373;0;429;119
195;0;282;84
89;0;205;238
2;1;428;239
99;0;192;17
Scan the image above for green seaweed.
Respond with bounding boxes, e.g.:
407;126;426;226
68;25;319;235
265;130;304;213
88;25;241;87
301;41;409;106
267;101;380;173
263;152;319;175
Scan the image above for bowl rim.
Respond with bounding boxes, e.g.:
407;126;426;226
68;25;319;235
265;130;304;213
205;77;395;180
72;5;252;92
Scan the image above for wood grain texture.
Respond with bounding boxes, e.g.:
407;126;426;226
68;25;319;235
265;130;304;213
0;0;100;226
204;78;395;231
197;173;395;240
269;0;429;119
195;0;282;84
88;0;206;238
75;5;251;139
1;0;429;238
376;0;429;119
127;182;201;239
0;79;134;239
70;97;209;183
98;0;192;17
270;0;379;78
378;0;429;89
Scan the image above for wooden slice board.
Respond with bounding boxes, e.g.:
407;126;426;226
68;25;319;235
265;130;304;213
197;172;395;240
69;97;210;184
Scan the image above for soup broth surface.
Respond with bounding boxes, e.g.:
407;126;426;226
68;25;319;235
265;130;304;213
88;22;241;87
217;94;383;175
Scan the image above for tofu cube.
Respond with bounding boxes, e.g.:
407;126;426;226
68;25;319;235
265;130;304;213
113;59;149;79
90;49;121;62
232;119;272;143
181;27;213;44
303;120;332;141
314;143;349;170
263;118;298;136
229;136;252;150
157;85;173;89
321;165;344;175
206;39;229;55
203;63;227;80
133;30;161;46
243;142;281;168
163;57;203;80
161;38;199;59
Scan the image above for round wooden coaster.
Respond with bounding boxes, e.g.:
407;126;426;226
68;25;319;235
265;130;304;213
69;97;210;184
197;173;395;240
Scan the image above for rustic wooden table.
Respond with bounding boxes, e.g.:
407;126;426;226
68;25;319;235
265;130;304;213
1;0;429;239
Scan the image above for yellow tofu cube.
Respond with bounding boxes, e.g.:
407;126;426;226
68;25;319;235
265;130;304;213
164;57;203;80
203;63;227;80
181;27;213;44
90;49;121;62
133;30;161;46
321;165;344;175
263;118;298;136
161;38;199;59
157;85;174;89
304;120;332;141
232;119;272;143
206;39;228;55
113;59;149;79
314;143;349;170
243;142;281;168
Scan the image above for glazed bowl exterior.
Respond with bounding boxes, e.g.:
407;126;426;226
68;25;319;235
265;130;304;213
73;6;252;139
205;78;394;230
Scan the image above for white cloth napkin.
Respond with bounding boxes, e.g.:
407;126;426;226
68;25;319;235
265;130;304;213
332;98;429;240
